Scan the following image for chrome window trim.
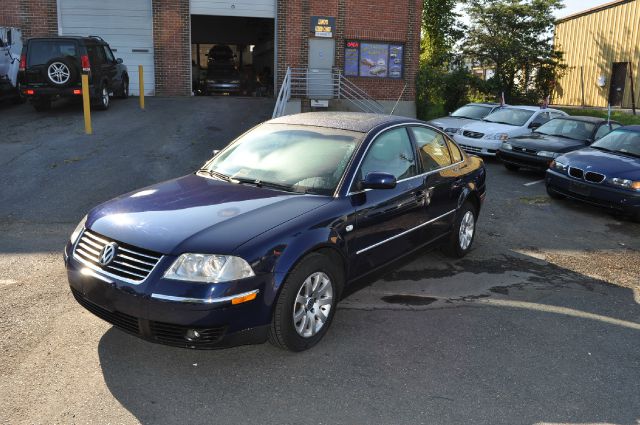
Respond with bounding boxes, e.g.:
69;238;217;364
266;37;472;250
344;122;465;196
356;209;456;255
150;289;260;304
71;228;163;286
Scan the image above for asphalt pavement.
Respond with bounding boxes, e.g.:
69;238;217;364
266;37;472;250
0;97;638;425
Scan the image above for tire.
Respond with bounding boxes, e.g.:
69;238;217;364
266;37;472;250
443;201;477;258
504;163;520;172
117;77;129;99
32;97;51;112
546;184;565;200
93;83;110;111
268;252;343;351
12;84;26;105
44;57;79;87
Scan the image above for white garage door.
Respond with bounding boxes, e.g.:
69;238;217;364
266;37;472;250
58;0;154;95
191;0;276;18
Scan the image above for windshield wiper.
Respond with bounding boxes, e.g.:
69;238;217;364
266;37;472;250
590;145;613;153
231;177;299;193
550;133;582;141
485;120;515;126
197;169;231;181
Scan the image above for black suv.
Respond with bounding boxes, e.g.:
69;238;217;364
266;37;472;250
19;36;128;111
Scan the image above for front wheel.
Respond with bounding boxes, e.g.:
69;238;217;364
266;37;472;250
443;202;477;258
268;253;342;351
117;78;129;99
94;83;110;110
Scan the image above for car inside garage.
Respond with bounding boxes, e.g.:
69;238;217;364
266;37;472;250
191;15;274;97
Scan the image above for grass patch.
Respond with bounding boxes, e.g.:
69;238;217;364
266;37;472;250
418;104;446;121
557;108;640;126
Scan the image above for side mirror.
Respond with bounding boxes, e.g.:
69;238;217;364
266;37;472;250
528;122;542;130
448;112;452;116
212;149;220;157
361;172;396;190
116;58;123;64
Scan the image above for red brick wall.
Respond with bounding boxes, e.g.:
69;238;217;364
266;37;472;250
0;0;58;38
152;0;192;96
277;0;421;101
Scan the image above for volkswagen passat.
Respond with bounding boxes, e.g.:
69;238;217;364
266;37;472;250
65;112;486;351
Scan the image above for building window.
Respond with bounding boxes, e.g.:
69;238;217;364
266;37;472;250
344;41;404;79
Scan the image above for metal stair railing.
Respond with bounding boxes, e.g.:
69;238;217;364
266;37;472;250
272;67;386;117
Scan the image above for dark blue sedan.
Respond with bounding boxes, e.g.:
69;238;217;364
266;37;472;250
546;125;640;221
64;112;487;351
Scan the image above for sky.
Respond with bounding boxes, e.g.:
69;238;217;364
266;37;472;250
555;0;614;19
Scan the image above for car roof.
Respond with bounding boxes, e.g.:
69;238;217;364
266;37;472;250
467;102;500;107
618;125;640;132
28;36;105;44
500;105;563;112
268;112;419;133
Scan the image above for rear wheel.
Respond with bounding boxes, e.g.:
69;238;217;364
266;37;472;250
44;57;79;87
546;184;565;200
94;83;110;110
504;163;520;172
443;202;477;258
268;253;342;351
33;97;51;112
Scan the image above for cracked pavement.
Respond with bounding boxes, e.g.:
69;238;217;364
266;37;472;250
0;98;639;425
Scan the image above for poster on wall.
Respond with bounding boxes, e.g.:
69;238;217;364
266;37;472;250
344;41;404;79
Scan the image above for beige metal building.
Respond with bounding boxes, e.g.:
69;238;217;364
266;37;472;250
554;0;640;109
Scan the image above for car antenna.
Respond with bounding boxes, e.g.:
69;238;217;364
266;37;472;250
390;83;408;116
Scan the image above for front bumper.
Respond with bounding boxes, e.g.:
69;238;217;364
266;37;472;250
453;134;502;156
205;81;241;93
64;242;272;349
546;169;640;215
497;149;552;171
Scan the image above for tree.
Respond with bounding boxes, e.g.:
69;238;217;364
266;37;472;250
463;0;566;103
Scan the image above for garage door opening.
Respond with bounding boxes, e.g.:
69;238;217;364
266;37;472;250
191;15;274;97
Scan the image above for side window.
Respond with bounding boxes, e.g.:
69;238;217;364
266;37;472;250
103;46;115;63
86;45;103;67
594;123;619;140
447;139;463;163
358;128;417;182
410;127;452;171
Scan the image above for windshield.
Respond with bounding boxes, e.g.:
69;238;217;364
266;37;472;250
204;124;362;195
535;118;596;140
484;108;535;126
451;105;493;120
591;129;640;157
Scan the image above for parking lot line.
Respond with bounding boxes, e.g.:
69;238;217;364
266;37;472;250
524;179;545;186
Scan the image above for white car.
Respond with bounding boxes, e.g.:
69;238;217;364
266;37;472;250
453;105;567;156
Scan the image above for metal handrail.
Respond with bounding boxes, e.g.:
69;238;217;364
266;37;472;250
272;67;386;117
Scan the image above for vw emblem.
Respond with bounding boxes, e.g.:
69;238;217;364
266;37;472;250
99;242;118;266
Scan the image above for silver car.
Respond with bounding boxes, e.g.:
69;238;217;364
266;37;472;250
428;103;503;137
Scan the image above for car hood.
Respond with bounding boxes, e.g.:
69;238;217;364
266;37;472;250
87;174;332;255
428;116;475;130
461;121;522;135
509;133;586;152
558;148;640;180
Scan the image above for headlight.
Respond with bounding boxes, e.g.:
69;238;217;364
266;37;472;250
230;80;241;84
502;143;512;150
445;127;459;134
70;215;87;244
536;151;559;158
549;160;568;171
164;254;255;283
609;178;640;191
484;133;509;141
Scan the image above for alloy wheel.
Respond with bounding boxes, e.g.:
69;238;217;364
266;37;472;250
459;211;475;250
48;62;70;85
292;271;333;338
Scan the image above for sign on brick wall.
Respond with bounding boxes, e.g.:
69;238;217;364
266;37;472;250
310;16;335;38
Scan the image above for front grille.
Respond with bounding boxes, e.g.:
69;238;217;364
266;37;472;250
459;144;482;154
568;166;606;184
463;130;484;139
569;167;584;179
585;171;605;183
71;288;140;334
74;229;162;282
513;146;537;154
150;321;227;349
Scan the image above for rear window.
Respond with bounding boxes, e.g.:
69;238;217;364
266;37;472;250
28;40;78;66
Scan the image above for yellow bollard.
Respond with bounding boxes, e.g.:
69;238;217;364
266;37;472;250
81;74;92;135
138;65;145;110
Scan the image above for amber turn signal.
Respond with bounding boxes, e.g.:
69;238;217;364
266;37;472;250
231;291;258;305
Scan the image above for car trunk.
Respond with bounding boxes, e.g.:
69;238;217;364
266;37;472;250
25;39;81;87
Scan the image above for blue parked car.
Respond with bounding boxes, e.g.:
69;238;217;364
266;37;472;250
64;112;487;351
546;125;640;221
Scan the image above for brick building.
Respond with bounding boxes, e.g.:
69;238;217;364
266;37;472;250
1;0;421;115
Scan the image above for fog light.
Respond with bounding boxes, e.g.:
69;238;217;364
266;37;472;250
185;329;201;341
